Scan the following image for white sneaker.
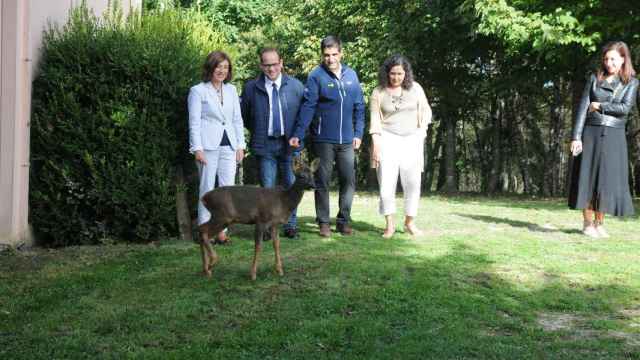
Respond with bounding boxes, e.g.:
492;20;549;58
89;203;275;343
582;225;600;238
595;225;610;238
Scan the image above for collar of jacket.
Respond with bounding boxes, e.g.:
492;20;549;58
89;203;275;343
320;63;348;79
204;81;226;90
255;73;290;93
599;75;620;91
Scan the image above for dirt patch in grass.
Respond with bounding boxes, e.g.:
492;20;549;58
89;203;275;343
537;312;640;347
537;312;582;331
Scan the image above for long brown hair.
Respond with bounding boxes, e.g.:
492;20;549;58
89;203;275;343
201;51;233;83
596;41;636;84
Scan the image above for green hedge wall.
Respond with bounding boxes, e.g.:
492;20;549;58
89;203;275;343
29;4;228;246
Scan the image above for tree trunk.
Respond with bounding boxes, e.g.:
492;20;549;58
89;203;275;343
175;164;193;242
546;79;568;196
487;97;504;193
236;162;244;185
422;123;437;192
441;114;458;193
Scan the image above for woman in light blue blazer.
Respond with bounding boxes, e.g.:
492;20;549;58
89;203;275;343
188;51;245;243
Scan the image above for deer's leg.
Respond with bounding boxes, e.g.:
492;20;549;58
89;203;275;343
272;225;284;276
200;223;221;277
206;223;226;270
251;224;265;281
199;223;214;277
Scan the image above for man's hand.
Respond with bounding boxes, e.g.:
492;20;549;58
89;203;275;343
195;150;207;165
588;102;601;113
352;137;362;150
289;137;301;148
236;149;245;163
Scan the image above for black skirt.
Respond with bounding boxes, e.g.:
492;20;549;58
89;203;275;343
568;125;634;216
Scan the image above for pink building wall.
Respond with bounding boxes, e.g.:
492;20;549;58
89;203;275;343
0;0;141;248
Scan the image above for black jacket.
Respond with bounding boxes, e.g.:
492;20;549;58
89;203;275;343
571;74;639;140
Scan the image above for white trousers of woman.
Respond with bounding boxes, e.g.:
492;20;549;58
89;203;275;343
376;129;424;216
197;146;237;225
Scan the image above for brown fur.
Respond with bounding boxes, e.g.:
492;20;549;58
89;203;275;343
198;158;318;280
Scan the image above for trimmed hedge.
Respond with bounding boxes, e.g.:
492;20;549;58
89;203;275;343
29;3;228;245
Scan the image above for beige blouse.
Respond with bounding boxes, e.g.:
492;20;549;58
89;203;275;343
369;81;432;136
369;82;432;170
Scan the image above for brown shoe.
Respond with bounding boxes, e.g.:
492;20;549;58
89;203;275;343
319;223;331;237
337;223;353;235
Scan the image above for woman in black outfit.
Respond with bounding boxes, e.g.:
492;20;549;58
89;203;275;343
569;41;639;238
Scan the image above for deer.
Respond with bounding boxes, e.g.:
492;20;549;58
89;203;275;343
198;158;319;280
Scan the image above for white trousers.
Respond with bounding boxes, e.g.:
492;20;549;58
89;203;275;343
376;130;424;216
197;147;236;225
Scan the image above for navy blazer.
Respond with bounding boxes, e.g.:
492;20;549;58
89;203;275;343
241;73;304;156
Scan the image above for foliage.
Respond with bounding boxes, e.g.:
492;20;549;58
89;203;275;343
29;2;227;246
465;0;600;53
3;194;640;358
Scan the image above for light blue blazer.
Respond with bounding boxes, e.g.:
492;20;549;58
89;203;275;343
188;81;245;153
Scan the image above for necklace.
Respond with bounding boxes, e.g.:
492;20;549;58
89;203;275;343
213;83;224;105
388;88;403;111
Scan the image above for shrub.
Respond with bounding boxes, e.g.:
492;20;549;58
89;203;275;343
29;2;229;246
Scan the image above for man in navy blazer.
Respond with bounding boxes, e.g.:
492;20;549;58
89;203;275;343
241;47;305;238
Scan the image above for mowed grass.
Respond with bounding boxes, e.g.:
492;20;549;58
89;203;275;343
1;193;640;359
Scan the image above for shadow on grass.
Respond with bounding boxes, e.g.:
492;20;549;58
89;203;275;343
441;194;640;220
226;215;380;240
2;224;639;358
453;213;582;235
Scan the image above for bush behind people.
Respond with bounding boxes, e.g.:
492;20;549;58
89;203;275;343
30;3;229;245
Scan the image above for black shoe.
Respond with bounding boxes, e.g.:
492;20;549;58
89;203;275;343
284;228;298;239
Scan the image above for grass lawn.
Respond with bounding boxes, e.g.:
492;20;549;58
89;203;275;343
1;193;640;359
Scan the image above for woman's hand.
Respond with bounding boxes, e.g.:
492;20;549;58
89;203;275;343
236;149;245;163
371;135;381;168
570;140;583;156
588;102;601;113
195;150;207;165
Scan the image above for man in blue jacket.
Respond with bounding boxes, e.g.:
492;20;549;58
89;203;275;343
289;36;365;237
242;47;305;238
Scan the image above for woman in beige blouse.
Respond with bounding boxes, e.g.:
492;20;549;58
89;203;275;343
370;54;432;238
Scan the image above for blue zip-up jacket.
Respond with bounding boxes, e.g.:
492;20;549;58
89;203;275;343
293;64;365;144
241;73;305;156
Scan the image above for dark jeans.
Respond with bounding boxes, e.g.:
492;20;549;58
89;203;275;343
258;137;297;229
312;142;355;225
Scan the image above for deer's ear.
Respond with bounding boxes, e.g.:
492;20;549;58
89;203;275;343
310;158;320;172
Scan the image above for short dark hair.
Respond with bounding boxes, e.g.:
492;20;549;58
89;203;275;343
259;47;281;63
201;51;233;83
378;54;414;90
596;41;636;84
320;35;341;52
